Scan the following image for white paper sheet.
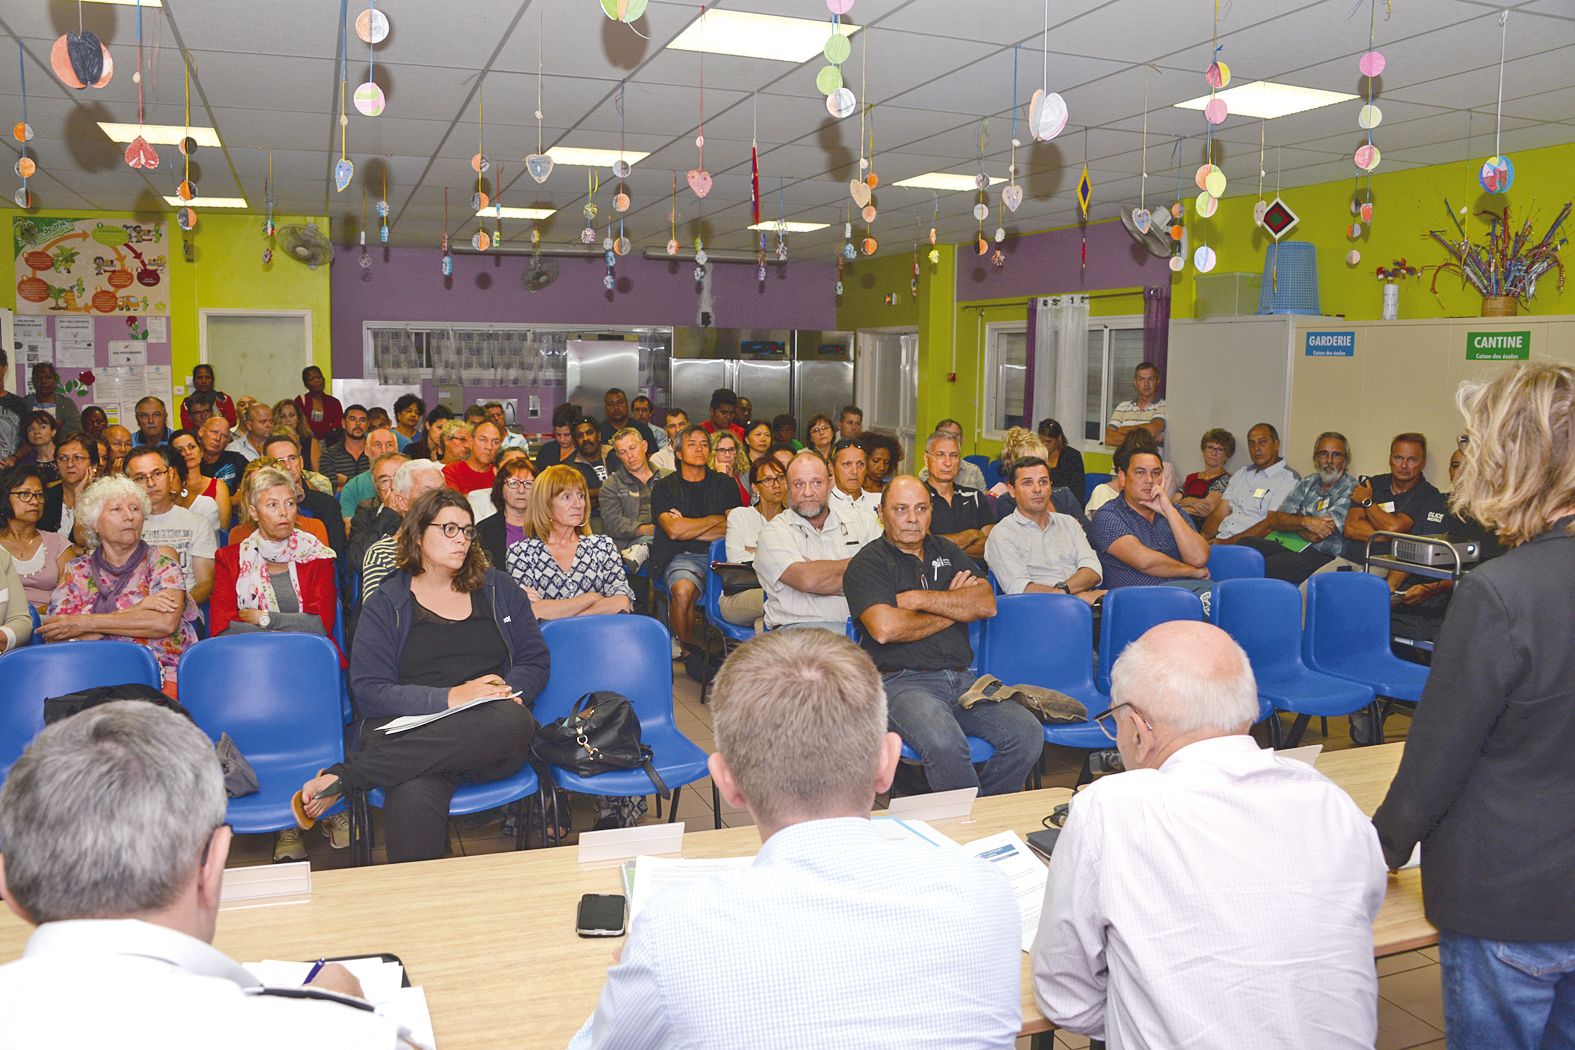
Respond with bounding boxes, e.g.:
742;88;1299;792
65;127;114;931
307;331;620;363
377;694;518;735
627;854;754;922
108;340;147;366
146;316;168;342
55;342;95;369
54;316;94;349
245;957;433;1047
964;830;1049;953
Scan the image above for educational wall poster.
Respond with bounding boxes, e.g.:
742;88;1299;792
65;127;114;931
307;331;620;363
12;216;171;316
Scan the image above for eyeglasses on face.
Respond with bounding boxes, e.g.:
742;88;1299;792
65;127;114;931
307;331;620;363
8;489;44;503
426;522;476;541
503;478;533;491
130;470;169;485
1094;702;1154;742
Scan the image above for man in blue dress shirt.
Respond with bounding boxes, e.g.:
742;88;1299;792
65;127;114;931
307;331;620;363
569;629;1024;1049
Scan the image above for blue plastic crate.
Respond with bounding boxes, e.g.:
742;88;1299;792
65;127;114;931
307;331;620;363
1258;241;1320;315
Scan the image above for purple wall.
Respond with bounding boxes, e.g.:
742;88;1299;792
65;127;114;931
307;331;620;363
331;246;837;379
956;219;1167;301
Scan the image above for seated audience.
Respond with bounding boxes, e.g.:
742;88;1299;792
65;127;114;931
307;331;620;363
38;431;95;537
648;408;688;474
1173;427;1234;528
652;426;737;681
1032;621;1384;1048
740;420;773;490
737;396;753;427
533;403;579;472
436;420;473;472
18;411;59;483
1373;362;1575;1049
1037;417;1085;499
599;427;667;562
1;466;79;610
295;488;545;864
766;442;796;471
919;419;988;491
986;428;1061;518
392;393;425;451
476;457;533;570
1204;423;1300;543
0;545;30;651
1104;360;1166;448
771;413;803;451
702;388;745;441
719;456;788;629
444;420;501;495
985;457;1104;603
1090;439;1212;604
261;432;348;559
484;401;529;453
709;428;750;507
295;365;343;444
231;458;329;549
21;362;81;432
273;398;324;474
804;414;836;462
920;430;993;560
858;431;902;494
829;438;881;516
337;425;400;523
41;476;197;694
566;417;611;505
318;404;372;491
630;395;663;450
356;459;447;603
229;401;272;463
1342;432;1450;564
469;447;528;523
181;363;237;428
404;405;453;463
462;404;486;426
569;629;1022;1049
1236;431;1357;584
77;405;107;446
168;428;227;534
126;446;216;611
132;396;173;448
843;475;1040;796
837;404;864;441
755;451;881;632
505;465;633;620
103;424;134;475
181;390;217;430
0;703;399;1042
198;415;249;493
599;387;657;454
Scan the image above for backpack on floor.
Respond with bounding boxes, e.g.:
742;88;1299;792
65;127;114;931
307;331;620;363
530;690;669;798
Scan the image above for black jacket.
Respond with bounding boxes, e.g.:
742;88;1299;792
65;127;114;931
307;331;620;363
1373;517;1575;940
477;511;513;574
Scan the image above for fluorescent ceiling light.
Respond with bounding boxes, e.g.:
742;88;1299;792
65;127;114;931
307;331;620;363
82;0;162;5
666;10;858;63
1173;80;1358;120
892;172;1006;192
99;123;221;147
544;146;650;168
162;195;247;208
476;206;556;220
747;221;828;233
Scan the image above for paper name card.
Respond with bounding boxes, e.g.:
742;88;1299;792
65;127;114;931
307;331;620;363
579;821;685;865
1272;744;1324;766
220;860;310;909
886;787;978;822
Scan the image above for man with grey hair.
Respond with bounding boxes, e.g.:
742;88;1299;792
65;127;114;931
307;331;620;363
754;450;881;631
1031;621;1386;1049
920;430;994;560
0;702;400;1045
917;418;987;491
356;458;446;605
1236;431;1358;584
569;630;1023;1048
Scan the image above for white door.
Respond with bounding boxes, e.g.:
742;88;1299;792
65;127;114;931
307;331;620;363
199;310;313;407
854;329;919;467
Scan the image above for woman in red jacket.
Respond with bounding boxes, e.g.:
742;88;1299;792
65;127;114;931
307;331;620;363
210;464;343;667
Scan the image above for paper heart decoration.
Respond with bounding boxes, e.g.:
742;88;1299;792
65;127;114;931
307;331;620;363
850;180;871;208
123;136;158;170
686;169;713;199
1001;184;1023;213
526;153;553;183
1253;200;1269;225
1132;208;1151;233
1029;89;1068;142
334;157;355;191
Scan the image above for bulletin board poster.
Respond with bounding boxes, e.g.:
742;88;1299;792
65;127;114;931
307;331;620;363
12;216;170;316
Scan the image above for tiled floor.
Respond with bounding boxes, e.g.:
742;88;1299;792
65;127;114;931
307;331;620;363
231;654;1443;1046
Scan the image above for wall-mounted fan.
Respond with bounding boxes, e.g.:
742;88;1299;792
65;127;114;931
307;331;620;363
278;223;333;269
1119;206;1172;259
522;257;558;292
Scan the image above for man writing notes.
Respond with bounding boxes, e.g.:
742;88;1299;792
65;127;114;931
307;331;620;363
570;630;1023;1049
1031;622;1385;1050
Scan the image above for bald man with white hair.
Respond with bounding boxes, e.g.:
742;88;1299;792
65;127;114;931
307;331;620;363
1030;621;1386;1050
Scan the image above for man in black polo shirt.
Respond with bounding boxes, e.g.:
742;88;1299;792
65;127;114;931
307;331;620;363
1342;432;1451;565
921;430;994;561
599;388;658;454
843;476;1041;796
319;404;372;492
652;425;737;679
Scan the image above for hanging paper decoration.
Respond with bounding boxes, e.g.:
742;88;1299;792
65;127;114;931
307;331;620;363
820;0;856;119
600;0;649;24
52;26;112;91
1029;0;1068;141
261;152;277;264
470;87;490;240
175;56;198;232
1252;118;1269;227
377;169;390;244
604;223;617;291
687;7;713;199
14;43;36;209
613;81;632;212
582;170;600;244
694;236;708;283
123;2;156;170
1480;11;1514;193
334;0;354;191
353;0;386;116
359;189;372;268
1076;165;1092;219
1260;196;1300;240
667;172;680;255
1002;47;1024;216
1354;0;1384;177
775;177;789;261
440;188;452;276
526;4;553;184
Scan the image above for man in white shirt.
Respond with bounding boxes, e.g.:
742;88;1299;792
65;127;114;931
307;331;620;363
570;629;1023;1049
126;446;215;608
0;702;400;1048
1104;361;1166;448
648;408;687;474
828;438;881;516
230;401;274;463
754;451;881;631
1205;422;1301;543
985;456;1104;603
1031;621;1386;1050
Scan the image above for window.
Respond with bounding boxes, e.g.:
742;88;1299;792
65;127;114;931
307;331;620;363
1082;320;1146;444
982;323;1028;439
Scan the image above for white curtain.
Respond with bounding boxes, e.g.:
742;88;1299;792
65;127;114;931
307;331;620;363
1029;295;1090;429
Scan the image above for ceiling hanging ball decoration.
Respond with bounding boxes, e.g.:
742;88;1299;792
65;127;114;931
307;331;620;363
599;0;650;23
1205;60;1230;89
176;207;197;231
52;32;113;90
1478;13;1514;194
1479;154;1514;193
1357;50;1385;77
354;81;385;117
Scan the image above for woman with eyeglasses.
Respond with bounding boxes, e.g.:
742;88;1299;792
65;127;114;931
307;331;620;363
0;465;79;615
505;465;632;621
718;455;788;630
167;428;228;535
477;455;534;571
293;487;546;863
37;431;96;540
805;414;836;462
709;430;749;507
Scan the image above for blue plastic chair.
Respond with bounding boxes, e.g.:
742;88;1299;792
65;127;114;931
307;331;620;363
24;604;41;645
1213;579;1378;748
1084;472;1113;504
535;616;717;827
177;634;349;836
1096;587;1205;694
979;594;1114;764
982;459;1004;490
365;764;543;859
0;641;162;785
1207;544;1266;581
964;454;990;477
699;539;755;702
1305;572;1429;709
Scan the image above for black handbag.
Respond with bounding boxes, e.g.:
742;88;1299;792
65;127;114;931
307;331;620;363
530;691;669;797
713;561;760;596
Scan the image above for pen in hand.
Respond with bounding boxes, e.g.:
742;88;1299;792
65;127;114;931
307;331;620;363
303;958;327;985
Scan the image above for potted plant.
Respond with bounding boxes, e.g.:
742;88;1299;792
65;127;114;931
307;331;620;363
1428;202;1568;317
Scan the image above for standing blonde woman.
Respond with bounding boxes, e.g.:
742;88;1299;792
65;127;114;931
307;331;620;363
1374;362;1575;1048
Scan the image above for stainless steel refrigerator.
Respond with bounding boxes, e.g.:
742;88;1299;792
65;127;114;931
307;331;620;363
668;327;852;426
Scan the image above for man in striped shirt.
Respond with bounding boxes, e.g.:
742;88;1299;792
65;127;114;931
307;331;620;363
1104;361;1166;448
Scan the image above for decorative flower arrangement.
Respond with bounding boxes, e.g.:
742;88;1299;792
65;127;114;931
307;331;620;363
1375;258;1419;284
1427;202;1568;305
59;370;94;398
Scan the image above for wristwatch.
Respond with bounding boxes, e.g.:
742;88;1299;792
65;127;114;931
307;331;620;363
1053;582;1071;594
1357;497;1373;508
257;609;272;628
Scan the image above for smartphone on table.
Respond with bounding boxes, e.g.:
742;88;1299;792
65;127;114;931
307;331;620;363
576;893;627;938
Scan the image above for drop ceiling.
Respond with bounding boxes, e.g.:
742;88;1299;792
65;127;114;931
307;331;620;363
2;0;1572;258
